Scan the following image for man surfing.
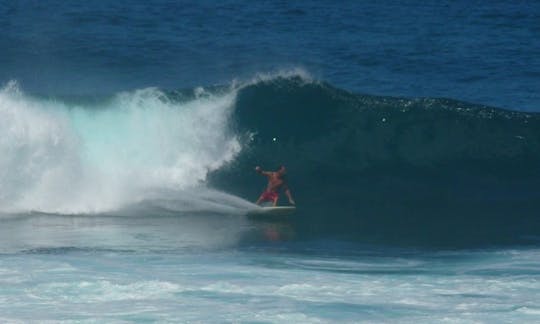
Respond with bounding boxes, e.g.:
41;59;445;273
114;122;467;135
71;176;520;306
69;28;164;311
255;165;295;206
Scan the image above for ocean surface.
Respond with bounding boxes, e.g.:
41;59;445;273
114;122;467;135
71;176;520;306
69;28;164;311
1;1;540;322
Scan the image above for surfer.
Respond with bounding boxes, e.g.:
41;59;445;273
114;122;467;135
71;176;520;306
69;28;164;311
255;165;295;206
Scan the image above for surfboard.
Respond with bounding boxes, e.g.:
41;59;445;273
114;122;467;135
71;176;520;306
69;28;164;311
246;206;296;219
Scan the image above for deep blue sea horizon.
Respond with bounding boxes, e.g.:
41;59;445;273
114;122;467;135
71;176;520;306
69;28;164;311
1;0;539;110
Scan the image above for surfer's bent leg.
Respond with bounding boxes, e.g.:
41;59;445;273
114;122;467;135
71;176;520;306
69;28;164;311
255;194;264;205
272;195;278;206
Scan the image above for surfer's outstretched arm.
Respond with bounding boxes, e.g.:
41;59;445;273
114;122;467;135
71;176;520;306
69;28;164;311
255;166;271;176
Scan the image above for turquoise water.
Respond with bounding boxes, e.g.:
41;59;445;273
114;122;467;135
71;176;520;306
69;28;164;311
1;214;540;322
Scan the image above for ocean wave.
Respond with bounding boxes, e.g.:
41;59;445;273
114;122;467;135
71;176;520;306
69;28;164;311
2;71;540;245
209;73;540;246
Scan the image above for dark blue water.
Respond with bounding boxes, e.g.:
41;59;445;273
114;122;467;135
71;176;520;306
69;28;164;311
2;1;540;322
1;1;539;110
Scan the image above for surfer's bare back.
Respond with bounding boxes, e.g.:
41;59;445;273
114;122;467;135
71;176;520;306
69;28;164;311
255;165;295;206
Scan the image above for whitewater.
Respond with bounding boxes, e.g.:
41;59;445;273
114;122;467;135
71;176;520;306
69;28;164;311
0;80;252;215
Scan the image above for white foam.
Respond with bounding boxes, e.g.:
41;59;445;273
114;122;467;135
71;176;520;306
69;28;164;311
229;67;316;92
0;82;243;214
31;280;182;302
516;307;540;315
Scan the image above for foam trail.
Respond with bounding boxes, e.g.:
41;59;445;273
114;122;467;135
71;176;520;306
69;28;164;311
121;188;258;217
0;81;243;214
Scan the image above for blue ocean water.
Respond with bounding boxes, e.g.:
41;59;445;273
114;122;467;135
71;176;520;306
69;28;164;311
2;1;539;110
1;1;540;322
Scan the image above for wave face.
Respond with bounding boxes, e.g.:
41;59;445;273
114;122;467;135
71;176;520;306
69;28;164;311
0;81;244;214
209;75;540;246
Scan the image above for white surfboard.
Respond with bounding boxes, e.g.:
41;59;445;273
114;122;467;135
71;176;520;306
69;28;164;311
246;206;296;219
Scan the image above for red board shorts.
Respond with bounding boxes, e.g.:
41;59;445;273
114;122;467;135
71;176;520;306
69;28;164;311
260;191;278;202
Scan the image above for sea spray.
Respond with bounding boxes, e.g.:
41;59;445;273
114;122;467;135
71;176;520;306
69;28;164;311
0;82;242;214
